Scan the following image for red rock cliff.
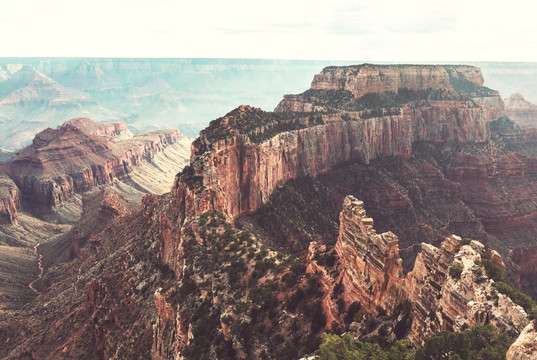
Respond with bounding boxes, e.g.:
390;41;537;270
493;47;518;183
335;195;529;345
0;176;22;225
334;196;403;314
308;64;483;98
4;118;185;215
162;64;501;272
63;118;133;141
174;101;486;221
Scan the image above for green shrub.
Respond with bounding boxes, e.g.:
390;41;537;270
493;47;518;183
449;262;464;279
462;238;472;246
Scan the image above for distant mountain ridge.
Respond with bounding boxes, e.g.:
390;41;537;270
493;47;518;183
0;59;536;151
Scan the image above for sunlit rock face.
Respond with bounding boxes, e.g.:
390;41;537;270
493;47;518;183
0;117;190;219
507;321;537;360
171;65;500;230
335;195;529;345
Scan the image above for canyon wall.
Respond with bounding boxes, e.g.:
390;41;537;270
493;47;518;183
507;321;537;360
163;64;502;273
63;117;133;141
0;176;22;224
307;64;484;98
335;195;529;345
175;100;488;222
2;118;190;217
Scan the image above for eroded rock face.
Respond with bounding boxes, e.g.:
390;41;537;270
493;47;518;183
507;321;537;360
1;64;529;359
335;196;403;314
2;118;189;217
407;239;528;343
162;64;501;275
335;195;529;345
308;64;484;98
63;117;133;141
0;176;21;225
505;93;537;128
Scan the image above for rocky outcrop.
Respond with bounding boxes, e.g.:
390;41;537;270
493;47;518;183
307;64;484;98
63;118;133;141
174;101;487;220
335;196;403;314
1;64;534;359
2;118;190;217
407;238;528;343
505;93;537;128
0;176;22;225
335;195;529;345
507;321;537;360
162;64;502;272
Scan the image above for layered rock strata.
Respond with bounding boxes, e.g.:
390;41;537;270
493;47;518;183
162;64;502;273
507;321;537;360
334;196;403;314
0;176;22;225
308;64;485;99
63;117;133;141
1;118;190;217
504;93;537;128
335;195;529;344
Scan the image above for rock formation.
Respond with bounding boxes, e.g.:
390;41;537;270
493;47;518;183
0;118;190;219
0;176;21;224
63;117;133;141
170;65;500;231
336;195;529;345
1;64;536;359
307;64;485;99
504;93;537;128
507;321;537;360
335;196;403;314
276;64;502;121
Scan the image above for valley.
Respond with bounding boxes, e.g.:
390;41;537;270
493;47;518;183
2;63;537;359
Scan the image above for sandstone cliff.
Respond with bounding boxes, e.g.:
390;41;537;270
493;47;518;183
307;64;485;99
1;64;534;359
161;64;502;275
334;196;403;314
1;118;190;219
507;321;537;360
63;117;133;141
0;176;22;225
336;195;529;345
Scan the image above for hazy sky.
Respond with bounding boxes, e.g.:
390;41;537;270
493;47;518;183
1;0;535;61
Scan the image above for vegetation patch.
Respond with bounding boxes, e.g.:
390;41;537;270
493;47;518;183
318;324;512;360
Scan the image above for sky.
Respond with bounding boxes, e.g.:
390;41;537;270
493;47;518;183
0;0;536;61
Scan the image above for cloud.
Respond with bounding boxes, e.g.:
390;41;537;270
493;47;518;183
0;0;536;61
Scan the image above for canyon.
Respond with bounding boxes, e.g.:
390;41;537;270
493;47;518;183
0;117;190;313
0;59;536;151
0;117;191;224
2;64;537;359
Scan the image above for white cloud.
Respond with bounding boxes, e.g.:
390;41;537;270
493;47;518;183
0;0;535;61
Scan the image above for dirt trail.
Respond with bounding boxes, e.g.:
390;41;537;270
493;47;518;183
29;243;43;294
